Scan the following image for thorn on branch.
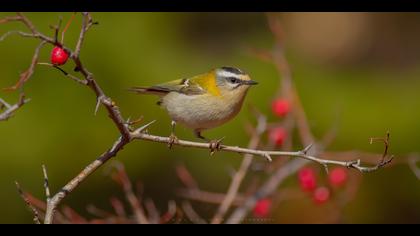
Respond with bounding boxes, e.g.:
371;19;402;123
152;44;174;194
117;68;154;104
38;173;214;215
94;96;108;116
322;163;329;174
0;98;10;110
125;116;144;131
301;143;314;155
131;120;156;136
262;153;273;162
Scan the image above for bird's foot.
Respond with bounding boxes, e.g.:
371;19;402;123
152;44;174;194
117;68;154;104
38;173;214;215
209;137;225;155
168;133;179;149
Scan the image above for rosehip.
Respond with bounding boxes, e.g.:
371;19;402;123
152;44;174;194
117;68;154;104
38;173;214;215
272;99;290;117
298;167;317;192
253;198;272;218
268;127;287;146
328;167;348;187
51;46;69;65
313;187;330;204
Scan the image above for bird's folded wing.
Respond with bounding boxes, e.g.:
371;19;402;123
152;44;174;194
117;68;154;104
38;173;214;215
129;78;206;96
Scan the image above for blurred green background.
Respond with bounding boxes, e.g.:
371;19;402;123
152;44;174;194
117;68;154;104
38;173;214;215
0;12;419;224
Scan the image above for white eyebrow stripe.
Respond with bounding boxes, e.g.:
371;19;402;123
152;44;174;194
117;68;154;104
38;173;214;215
218;71;242;78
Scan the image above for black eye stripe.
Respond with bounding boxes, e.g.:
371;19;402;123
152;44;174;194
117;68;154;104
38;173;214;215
227;77;240;84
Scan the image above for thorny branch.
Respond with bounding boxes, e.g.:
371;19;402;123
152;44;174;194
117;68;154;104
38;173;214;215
0;12;393;224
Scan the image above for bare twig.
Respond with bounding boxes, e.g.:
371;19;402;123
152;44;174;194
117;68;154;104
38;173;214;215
175;164;199;189
0;31;34;42
37;62;87;85
16;13;37;35
132;129;391;172
110;197;126;218
61;12;75;44
50;16;62;44
3;40;46;91
111;162;149;224
144;199;160;223
226;158;307;224
0;93;30;121
74;12;89;58
85;12;99;31
160;200;177;224
15;182;41;224
0;15;22;24
42;165;51;203
182;201;207;224
211;111;267;224
177;188;245;206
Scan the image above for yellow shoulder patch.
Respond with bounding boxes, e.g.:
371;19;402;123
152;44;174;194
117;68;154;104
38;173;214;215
194;71;221;96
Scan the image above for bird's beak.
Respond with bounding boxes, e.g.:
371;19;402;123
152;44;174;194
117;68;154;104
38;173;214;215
242;80;258;86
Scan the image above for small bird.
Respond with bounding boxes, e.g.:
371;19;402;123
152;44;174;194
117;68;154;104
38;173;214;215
129;66;258;148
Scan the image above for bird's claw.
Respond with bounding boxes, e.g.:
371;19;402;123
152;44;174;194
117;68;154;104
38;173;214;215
168;133;179;149
209;137;225;155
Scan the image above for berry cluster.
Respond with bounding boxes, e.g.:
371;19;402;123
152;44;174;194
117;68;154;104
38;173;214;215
252;167;348;217
254;99;291;217
298;166;348;204
268;98;290;146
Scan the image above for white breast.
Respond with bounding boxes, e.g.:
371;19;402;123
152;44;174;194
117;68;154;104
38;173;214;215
161;90;247;131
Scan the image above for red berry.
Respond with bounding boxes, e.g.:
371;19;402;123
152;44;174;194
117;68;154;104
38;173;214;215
268;127;287;146
298;167;317;192
313;187;330;204
272;99;290;117
328;167;348;187
253;198;272;218
51;46;69;65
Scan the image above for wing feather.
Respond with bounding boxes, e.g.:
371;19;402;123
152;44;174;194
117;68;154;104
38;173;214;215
129;78;206;96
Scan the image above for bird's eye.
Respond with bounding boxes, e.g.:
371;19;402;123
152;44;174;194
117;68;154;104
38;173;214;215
228;77;240;84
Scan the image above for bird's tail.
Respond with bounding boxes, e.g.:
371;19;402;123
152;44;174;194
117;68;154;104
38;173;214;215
127;86;168;96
